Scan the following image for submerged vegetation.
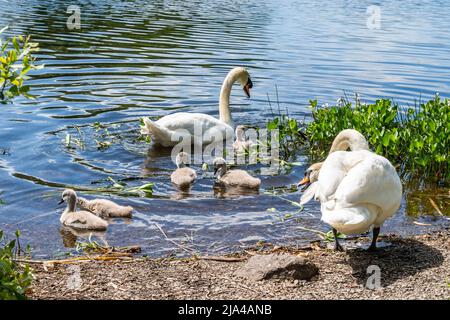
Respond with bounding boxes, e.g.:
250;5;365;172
0;27;42;102
306;96;449;183
0;230;32;300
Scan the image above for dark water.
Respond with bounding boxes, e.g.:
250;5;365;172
0;0;449;258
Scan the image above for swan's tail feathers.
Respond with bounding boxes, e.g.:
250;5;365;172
321;204;377;235
300;182;319;206
141;117;172;146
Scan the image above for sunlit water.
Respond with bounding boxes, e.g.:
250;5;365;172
0;0;449;258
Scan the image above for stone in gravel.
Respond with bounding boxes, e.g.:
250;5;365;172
235;253;318;281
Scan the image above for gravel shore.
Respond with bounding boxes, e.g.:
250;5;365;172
28;229;450;300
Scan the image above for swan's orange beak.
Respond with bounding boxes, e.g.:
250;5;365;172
297;176;310;187
243;77;253;98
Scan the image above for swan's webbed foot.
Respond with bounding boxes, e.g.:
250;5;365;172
333;228;344;252
367;226;381;252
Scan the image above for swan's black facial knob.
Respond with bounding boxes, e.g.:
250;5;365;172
246;77;253;89
243;77;253;98
298;170;311;190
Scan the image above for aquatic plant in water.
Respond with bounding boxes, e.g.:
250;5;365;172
0;27;43;102
266;90;307;162
306;96;449;183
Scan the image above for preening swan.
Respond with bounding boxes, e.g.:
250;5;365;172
171;152;197;190
298;129;402;251
59;189;108;231
213;157;261;190
76;195;133;219
141;67;253;147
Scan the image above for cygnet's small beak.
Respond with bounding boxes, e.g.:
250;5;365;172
213;167;218;176
58;199;65;205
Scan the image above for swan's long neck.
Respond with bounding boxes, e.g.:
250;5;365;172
219;69;242;126
329;129;369;153
61;197;76;222
67;196;77;212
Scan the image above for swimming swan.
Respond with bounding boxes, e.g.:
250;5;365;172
141;67;253;147
171;152;197;190
298;129;402;251
59;189;108;231
213;157;261;190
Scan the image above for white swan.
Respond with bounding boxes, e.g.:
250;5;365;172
141;67;253;147
298;129;402;251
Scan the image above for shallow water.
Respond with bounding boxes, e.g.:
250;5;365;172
0;0;449;258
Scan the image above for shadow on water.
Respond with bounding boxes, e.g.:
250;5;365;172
345;238;444;288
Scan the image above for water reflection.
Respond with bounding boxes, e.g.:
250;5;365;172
59;226;108;248
0;0;449;257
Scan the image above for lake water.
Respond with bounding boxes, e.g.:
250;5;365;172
0;0;449;258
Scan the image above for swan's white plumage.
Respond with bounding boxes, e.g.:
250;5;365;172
299;129;402;243
313;150;402;235
141;67;251;147
299;182;318;205
142;113;234;147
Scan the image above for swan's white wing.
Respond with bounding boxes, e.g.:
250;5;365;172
157;113;231;135
332;153;402;224
300;182;319;205
316;151;360;202
150;113;233;145
321;203;378;235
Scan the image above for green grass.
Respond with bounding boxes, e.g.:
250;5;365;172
306;95;449;183
0;230;32;300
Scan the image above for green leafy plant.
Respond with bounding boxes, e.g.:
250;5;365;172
321;230;346;243
266;114;306;162
306;96;449;182
0;229;33;300
0;26;43;102
107;177;154;196
265;91;307;162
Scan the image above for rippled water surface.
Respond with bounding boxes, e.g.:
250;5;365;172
0;0;449;258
